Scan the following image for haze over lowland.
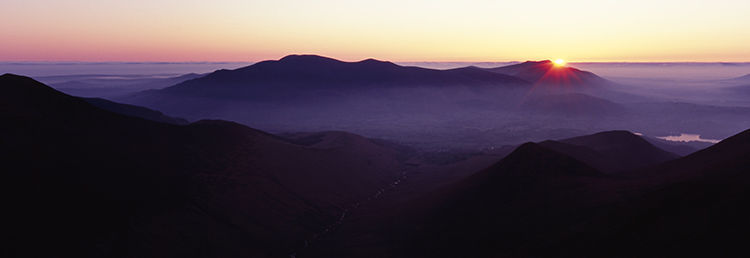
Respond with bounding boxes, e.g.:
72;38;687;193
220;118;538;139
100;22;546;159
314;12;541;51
4;0;750;257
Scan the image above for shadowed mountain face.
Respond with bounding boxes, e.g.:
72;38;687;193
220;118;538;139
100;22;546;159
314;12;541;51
402;143;614;258
373;127;750;257
0;74;412;257
6;69;750;257
597;129;750;257
486;60;610;90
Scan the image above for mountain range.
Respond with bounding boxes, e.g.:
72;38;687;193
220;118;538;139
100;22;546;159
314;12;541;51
125;55;608;103
4;59;750;257
113;55;634;149
0;73;414;257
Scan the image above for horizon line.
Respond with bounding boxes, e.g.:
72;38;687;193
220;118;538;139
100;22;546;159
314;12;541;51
3;60;750;64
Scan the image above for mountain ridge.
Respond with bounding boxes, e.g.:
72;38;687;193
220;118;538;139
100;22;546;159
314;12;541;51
0;73;413;257
160;54;531;98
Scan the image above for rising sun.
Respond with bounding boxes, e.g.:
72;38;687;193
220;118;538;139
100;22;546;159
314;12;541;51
553;59;566;66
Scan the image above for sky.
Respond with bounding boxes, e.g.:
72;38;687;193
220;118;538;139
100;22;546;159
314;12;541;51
2;0;749;62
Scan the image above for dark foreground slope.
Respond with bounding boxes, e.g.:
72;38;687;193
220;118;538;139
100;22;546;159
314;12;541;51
400;143;616;257
382;127;750;257
296;130;690;257
0;74;411;257
294;128;750;258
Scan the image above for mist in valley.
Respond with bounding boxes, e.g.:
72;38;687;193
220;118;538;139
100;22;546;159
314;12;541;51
111;58;750;153
6;57;750;257
6;59;750;152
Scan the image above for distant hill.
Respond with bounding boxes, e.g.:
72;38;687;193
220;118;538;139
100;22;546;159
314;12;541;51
157;55;530;99
0;73;413;257
116;55;540;139
485;60;610;90
540;130;679;173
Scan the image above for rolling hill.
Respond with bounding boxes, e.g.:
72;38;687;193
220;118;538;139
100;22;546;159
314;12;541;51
539;130;680;173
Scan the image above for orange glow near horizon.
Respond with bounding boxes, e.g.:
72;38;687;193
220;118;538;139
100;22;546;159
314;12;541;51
2;0;750;62
554;59;566;67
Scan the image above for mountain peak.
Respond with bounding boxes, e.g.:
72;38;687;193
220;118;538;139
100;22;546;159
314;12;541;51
541;130;680;173
2;73;39;83
572;130;640;140
276;55;393;66
278;54;341;63
360;57;385;63
157;54;530;98
490;142;603;177
560;130;648;147
0;73;72;102
485;59;609;88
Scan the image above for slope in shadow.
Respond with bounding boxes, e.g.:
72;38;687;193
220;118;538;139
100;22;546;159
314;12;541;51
0;73;412;257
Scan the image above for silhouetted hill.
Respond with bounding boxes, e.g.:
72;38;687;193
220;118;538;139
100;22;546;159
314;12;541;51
384;128;750;257
83;97;189;125
116;55;538;141
485;60;610;89
539;130;679;173
584;128;750;257
157;54;530;99
0;73;412;257
402;142;612;257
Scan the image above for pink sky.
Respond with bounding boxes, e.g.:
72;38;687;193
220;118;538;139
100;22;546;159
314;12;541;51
2;0;750;62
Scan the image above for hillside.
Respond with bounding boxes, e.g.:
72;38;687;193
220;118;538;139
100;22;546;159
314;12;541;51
0;73;411;257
